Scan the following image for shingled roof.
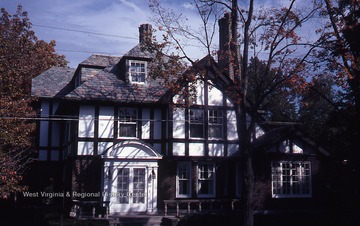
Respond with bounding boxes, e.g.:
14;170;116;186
31;67;75;98
79;54;121;67
31;24;176;104
65;63;169;103
32;52;170;103
123;44;155;59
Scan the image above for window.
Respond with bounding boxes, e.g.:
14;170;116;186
117;168;130;203
119;108;137;137
272;161;311;198
116;168;145;204
198;163;215;197
189;109;204;138
208;110;223;138
129;60;147;83
176;162;191;198
132;168;145;203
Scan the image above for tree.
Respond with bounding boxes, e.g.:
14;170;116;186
0;5;67;198
322;0;360;112
148;0;322;225
247;57;298;122
306;0;360;173
298;76;336;140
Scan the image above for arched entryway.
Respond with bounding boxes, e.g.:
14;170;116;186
102;140;162;215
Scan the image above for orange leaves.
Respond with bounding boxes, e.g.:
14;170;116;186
0;5;64;198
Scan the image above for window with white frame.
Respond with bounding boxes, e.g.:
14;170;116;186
176;162;191;198
208;110;223;138
129;60;147;83
189;109;204;138
197;163;215;197
271;161;311;198
119;108;137;137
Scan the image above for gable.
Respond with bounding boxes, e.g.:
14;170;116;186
253;126;330;157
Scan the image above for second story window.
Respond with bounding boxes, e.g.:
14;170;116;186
119;108;137;138
208;110;223;138
129;60;147;83
189;109;204;138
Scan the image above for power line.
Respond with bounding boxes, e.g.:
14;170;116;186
32;24;210;49
0;115;302;125
56;49;124;55
33;24;138;40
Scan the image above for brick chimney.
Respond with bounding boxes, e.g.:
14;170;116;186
218;13;232;57
218;13;240;81
139;24;152;44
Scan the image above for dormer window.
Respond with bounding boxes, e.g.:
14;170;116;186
129;60;147;83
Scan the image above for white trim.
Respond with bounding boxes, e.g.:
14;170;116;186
128;60;147;84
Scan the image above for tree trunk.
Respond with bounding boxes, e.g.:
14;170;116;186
243;150;254;226
235;102;255;226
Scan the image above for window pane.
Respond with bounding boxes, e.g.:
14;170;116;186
119;124;136;137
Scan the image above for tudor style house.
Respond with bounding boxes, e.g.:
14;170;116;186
31;14;331;217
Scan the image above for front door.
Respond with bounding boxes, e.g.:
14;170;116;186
110;167;147;213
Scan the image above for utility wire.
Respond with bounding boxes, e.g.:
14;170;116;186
0;116;302;125
56;49;124;55
33;24;138;40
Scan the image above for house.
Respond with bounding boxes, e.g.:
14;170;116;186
30;14;331;218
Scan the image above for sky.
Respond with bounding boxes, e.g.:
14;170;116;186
1;0;317;68
1;0;207;68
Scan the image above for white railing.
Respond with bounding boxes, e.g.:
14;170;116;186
163;199;241;216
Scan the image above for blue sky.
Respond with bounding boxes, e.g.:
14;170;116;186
1;0;313;68
1;0;204;67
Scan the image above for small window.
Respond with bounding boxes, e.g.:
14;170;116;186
176;162;192;198
197;163;215;197
272;161;311;198
119;108;137;137
208;110;223;138
279;140;304;154
129;60;147;83
189;109;204;138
